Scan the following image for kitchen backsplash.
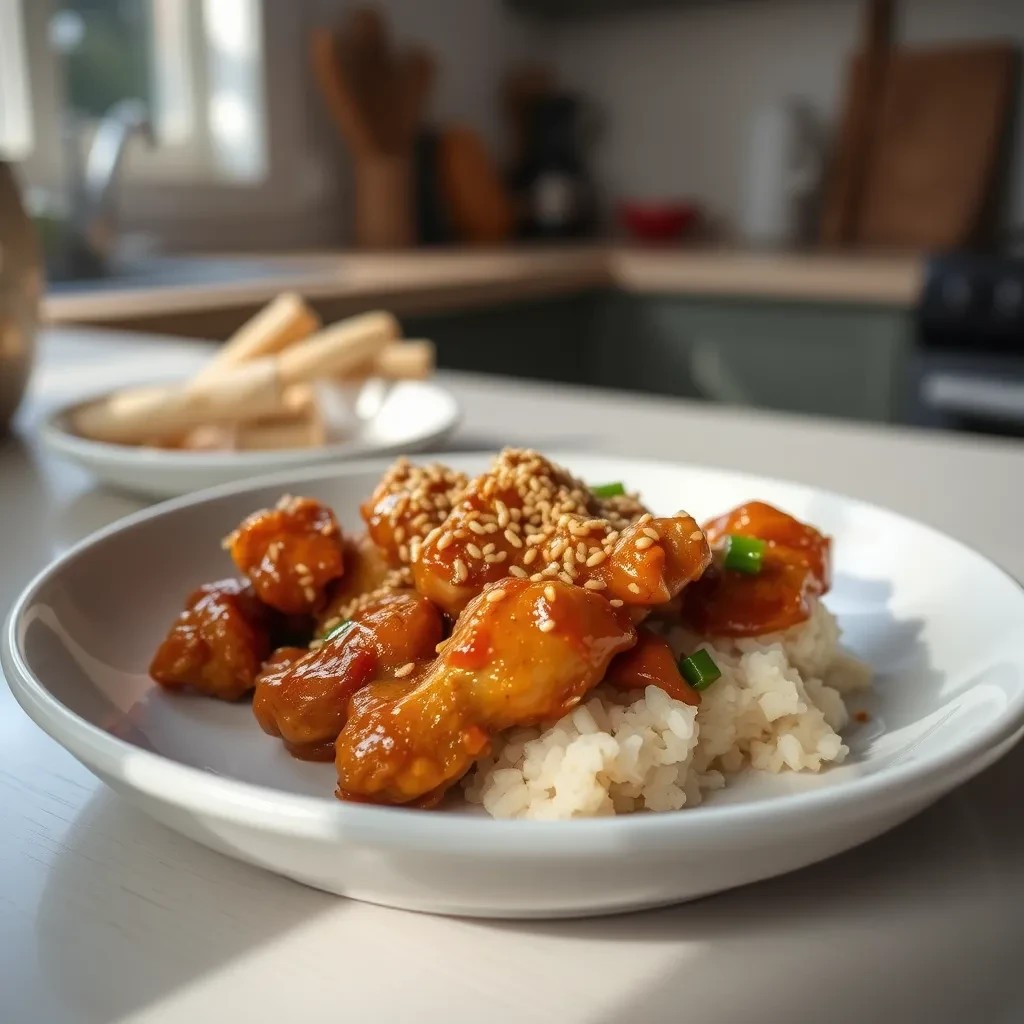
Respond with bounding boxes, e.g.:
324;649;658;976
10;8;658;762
541;0;1024;236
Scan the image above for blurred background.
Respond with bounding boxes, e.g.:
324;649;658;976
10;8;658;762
2;0;1023;436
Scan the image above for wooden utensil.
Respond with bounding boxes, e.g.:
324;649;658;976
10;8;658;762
438;128;516;245
819;0;893;246
855;43;1016;249
309;28;375;156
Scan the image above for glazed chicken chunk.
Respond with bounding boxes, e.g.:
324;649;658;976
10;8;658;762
361;458;468;566
334;578;637;806
150;579;279;700
226;495;345;615
253;590;444;761
411;449;712;616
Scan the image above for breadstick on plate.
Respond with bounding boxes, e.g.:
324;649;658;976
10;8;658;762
194;292;320;383
73;311;399;445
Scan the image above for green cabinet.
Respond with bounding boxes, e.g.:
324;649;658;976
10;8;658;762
593;294;912;422
407;290;913;425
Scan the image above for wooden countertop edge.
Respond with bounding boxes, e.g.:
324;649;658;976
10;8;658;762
42;246;925;325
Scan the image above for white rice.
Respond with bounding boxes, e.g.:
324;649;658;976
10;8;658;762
462;599;871;819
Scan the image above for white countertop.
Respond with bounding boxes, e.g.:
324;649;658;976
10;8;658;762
2;327;1023;1024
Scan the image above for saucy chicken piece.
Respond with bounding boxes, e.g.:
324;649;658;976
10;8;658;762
314;533;410;636
604;627;700;706
334;578;636;805
150;579;278;700
253;590;444;761
412;449;711;616
226;495;345;615
360;458;468;566
681;502;831;637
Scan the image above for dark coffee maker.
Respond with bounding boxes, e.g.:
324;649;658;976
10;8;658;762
512;93;597;240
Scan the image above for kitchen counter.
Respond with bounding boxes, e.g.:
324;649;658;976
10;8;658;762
42;245;925;333
1;326;1021;1024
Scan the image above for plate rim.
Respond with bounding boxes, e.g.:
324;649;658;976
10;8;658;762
5;450;1024;853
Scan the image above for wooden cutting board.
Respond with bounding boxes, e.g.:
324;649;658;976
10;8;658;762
855;43;1016;249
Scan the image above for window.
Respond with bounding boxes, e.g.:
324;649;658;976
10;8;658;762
0;0;33;159
5;0;267;185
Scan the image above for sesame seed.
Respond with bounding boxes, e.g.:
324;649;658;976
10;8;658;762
610;598;624;607
394;526;406;544
486;588;507;603
530;572;544;582
643;527;660;541
496;501;510;527
586;550;606;567
468;520;487;535
398;544;409;563
638;513;653;526
505;529;523;548
466;542;483;560
558;571;574;585
635;536;654;550
437;532;454;551
304;586;316;603
509;565;528;578
538;619;556;633
544;585;557;602
484;523;499;534
454;558;468;582
482;543;496;555
690;530;704;541
523;548;538;565
627;582;641;595
494;551;508;562
435;641;448;653
393;662;415;678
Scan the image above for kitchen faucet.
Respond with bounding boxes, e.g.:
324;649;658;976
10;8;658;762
64;98;154;278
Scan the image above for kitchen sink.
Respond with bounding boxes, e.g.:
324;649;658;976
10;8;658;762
46;254;338;294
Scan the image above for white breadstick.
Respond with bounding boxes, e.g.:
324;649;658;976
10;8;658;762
235;403;327;451
73;360;289;444
74;310;400;445
277;311;400;384
338;340;435;382
194;293;320;383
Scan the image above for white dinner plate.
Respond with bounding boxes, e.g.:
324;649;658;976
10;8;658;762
40;380;461;499
4;453;1024;918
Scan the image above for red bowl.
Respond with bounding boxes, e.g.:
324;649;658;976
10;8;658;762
618;201;699;243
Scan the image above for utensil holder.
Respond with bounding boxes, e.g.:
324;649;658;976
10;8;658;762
353;154;414;249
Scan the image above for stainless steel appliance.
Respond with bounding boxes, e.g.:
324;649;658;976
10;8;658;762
911;251;1024;437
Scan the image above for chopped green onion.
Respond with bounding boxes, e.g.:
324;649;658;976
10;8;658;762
679;649;722;691
724;533;766;575
592;481;625;498
322;619;355;642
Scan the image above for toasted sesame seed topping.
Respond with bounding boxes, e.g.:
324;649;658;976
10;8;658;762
544;585;557;602
609;598;624;607
558;571;574;586
643;527;660;541
538;619;556;633
690;530;704;541
509;565;528;578
466;542;483;560
468;520;487;535
437;532;454;551
627;582;641;595
583;578;606;590
482;542;496;555
393;662;415;678
486;588;507;603
504;529;523;548
530;572;545;582
453;558;468;582
635;536;654;550
586;550;606;567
